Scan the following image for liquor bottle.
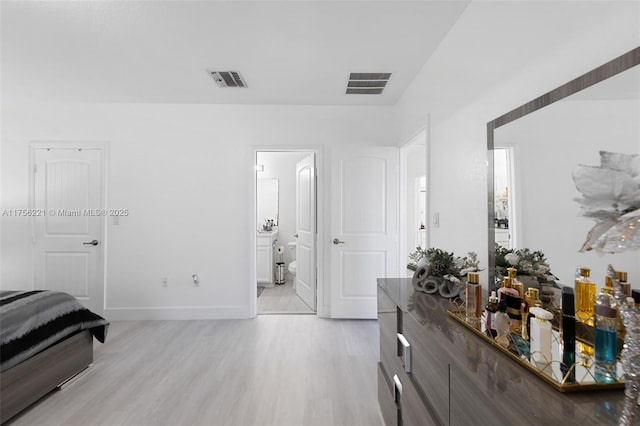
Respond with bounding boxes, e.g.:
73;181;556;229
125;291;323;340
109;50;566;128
575;267;596;325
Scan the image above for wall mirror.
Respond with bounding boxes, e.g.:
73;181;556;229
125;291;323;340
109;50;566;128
488;47;640;288
257;178;279;229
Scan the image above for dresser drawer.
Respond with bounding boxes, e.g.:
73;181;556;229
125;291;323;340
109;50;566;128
378;362;399;426
379;292;404;374
402;311;449;425
393;368;438;426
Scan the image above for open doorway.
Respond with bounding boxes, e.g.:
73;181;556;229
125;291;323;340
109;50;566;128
399;130;428;276
255;150;317;314
493;147;516;249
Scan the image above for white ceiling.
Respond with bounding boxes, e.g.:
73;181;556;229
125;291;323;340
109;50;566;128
0;1;470;105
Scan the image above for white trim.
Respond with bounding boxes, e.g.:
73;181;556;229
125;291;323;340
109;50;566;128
249;151;258;318
104;306;249;321
28;141;109;315
251;147;326;318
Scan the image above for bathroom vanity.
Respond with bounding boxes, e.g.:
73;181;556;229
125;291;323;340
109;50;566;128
377;277;624;426
256;230;278;286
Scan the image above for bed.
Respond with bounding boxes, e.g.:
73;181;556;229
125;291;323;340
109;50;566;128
0;290;109;424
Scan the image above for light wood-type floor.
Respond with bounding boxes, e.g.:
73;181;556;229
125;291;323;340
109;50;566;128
257;279;315;314
8;316;382;426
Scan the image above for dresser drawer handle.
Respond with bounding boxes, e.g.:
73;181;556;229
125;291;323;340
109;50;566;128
397;333;412;373
392;374;403;402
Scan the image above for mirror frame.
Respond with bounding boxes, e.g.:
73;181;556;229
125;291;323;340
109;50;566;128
487;46;640;286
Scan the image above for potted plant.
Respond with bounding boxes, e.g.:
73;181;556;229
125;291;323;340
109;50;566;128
409;247;481;298
494;244;556;289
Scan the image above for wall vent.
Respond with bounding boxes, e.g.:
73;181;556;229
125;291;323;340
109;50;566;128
209;71;248;88
345;72;391;95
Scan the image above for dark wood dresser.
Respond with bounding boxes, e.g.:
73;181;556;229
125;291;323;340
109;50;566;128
377;278;625;426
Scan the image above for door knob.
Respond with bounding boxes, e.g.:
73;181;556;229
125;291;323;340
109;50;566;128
83;239;99;246
293;234;299;238
332;238;345;245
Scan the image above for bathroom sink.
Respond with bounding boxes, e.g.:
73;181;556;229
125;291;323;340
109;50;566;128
257;229;278;238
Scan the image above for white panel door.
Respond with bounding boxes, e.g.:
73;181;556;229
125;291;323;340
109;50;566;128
331;147;398;318
33;148;104;314
295;154;316;311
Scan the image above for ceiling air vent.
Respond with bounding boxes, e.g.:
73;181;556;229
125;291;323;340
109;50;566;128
346;72;391;95
210;71;247;88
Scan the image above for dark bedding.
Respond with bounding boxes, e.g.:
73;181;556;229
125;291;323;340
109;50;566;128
0;290;109;373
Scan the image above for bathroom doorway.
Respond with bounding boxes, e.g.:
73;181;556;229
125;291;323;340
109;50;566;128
255;150;318;314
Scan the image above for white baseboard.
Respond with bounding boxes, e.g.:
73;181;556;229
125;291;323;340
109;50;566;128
104;305;250;320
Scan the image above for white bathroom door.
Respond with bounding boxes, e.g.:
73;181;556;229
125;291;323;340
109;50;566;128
295;154;317;310
330;146;398;319
32;147;105;315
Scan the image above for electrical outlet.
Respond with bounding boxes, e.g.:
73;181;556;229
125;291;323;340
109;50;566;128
162;277;168;287
192;274;200;287
433;212;440;228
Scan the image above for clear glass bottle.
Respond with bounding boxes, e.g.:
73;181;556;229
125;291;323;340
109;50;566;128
594;292;618;383
494;300;511;348
575;267;596;325
465;272;482;323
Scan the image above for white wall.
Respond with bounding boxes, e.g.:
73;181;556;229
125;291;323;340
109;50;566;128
394;1;640;289
256;151;308;270
0;101;395;319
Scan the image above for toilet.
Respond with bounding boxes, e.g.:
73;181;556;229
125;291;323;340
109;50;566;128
287;241;296;288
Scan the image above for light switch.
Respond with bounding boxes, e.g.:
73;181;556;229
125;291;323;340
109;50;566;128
433;212;439;228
